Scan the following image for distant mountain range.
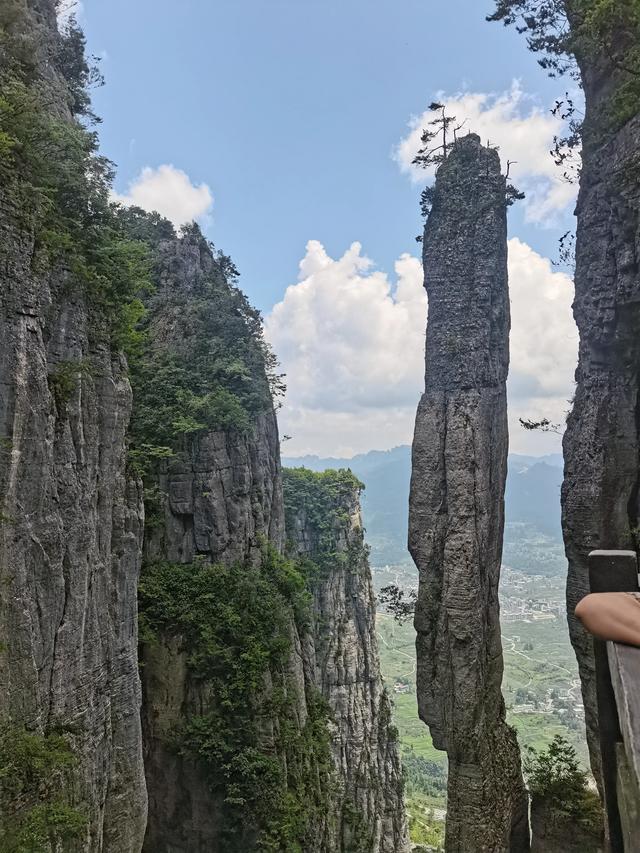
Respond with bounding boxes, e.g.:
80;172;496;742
283;447;566;575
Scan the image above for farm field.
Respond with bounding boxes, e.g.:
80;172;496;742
375;564;587;841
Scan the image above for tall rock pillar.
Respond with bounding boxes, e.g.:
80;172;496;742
409;134;529;852
283;468;410;853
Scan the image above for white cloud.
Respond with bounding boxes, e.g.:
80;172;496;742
112;165;214;229
507;237;577;453
394;81;579;225
266;238;577;458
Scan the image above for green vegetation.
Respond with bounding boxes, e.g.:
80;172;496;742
407;800;445;851
0;727;85;852
0;7;153;356
489;0;640;132
138;546;334;852
282;467;364;576
525;735;603;833
121;212;285;482
47;359;93;409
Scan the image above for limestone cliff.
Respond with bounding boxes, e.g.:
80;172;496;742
408;134;529;852
0;1;147;849
136;226;408;852
0;7;409;850
560;6;640;789
284;467;410;853
133;223;290;852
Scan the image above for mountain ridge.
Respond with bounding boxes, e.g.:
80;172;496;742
284;446;565;573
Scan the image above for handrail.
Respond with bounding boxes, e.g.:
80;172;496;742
588;549;640;852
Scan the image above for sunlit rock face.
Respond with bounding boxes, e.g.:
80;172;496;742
409;134;529;852
284;469;410;853
0;1;147;849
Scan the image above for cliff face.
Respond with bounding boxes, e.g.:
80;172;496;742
561;10;640;788
140;231;284;567
1;9;408;851
139;413;286;853
135;227;290;852
137;228;408;852
284;468;410;853
530;797;601;853
408;135;529;852
0;1;147;849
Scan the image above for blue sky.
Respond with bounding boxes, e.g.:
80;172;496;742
76;0;579;456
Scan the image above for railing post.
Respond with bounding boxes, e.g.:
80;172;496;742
588;550;639;853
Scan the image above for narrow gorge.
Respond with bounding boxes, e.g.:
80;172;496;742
3;1;640;851
0;1;407;850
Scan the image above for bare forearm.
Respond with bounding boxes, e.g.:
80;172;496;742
575;592;640;647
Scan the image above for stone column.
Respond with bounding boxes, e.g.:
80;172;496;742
409;134;529;852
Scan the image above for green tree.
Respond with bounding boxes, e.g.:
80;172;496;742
0;727;85;852
488;1;640;130
525;735;602;832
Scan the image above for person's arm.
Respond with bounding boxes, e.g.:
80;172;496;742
575;592;640;647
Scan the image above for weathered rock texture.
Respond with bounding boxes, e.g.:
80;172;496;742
0;1;147;849
284;469;410;853
141;232;284;568
138;231;286;852
530;797;601;853
139;234;408;852
408;134;529;852
561;8;640;792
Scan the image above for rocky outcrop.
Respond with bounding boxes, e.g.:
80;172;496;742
561;10;640;790
136;228;288;852
408;134;529;851
140;232;284;565
138;227;408;852
139;413;286;853
284;468;410;853
0;1;147;849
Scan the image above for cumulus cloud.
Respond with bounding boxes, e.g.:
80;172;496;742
394;81;578;225
266;238;577;457
507;237;577;453
267;241;425;415
112;165;214;229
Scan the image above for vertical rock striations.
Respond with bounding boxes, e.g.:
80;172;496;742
283;468;410;853
408;134;529;852
0;1;147;849
136;223;408;852
561;6;640;789
134;223;291;853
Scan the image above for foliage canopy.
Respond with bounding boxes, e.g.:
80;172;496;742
139;547;334;852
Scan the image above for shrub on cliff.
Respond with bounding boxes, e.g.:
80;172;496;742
139;546;333;852
525;735;602;833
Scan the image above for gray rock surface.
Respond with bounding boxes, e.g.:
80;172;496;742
286;474;410;853
139;233;287;852
561;19;640;792
408;135;529;852
140;231;408;851
530;797;601;853
0;1;147;849
140;411;286;852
